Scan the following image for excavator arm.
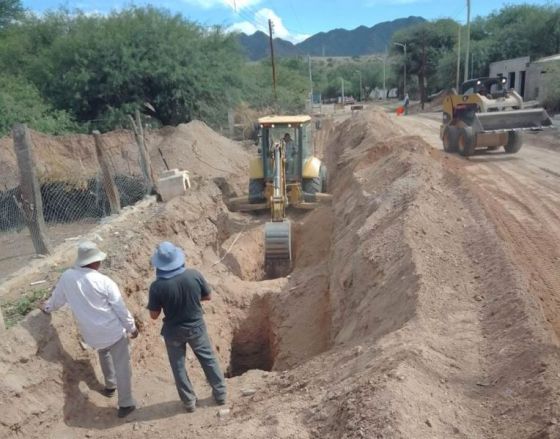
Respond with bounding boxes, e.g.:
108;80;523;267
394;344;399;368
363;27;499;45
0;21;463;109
264;141;292;277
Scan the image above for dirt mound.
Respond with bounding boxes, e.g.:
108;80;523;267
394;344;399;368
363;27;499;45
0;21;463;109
152;121;249;185
0;121;250;188
0;130;137;187
2;108;560;438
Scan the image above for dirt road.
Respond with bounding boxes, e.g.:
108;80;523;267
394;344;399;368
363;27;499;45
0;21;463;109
396;113;560;338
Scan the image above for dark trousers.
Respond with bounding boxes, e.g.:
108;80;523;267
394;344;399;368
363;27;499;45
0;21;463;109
164;324;226;406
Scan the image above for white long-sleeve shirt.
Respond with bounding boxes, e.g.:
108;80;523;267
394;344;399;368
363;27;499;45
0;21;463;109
44;267;136;350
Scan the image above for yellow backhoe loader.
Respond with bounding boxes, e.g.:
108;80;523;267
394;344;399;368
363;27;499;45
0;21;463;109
229;115;330;277
441;77;552;156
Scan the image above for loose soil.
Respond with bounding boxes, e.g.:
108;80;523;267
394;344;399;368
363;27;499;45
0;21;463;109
1;108;560;438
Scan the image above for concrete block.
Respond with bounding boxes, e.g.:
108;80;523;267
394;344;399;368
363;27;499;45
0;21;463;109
157;170;191;202
160;169;181;179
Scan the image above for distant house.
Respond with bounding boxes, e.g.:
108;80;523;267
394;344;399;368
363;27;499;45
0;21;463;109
489;54;560;101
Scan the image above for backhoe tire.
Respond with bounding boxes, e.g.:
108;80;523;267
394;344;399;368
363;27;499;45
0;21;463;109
319;165;328;193
442;125;459;153
249;178;265;203
302;176;321;195
504;131;523;154
458;126;476;157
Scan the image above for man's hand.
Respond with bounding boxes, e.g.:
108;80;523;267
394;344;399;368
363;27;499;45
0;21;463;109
39;301;50;314
129;329;139;339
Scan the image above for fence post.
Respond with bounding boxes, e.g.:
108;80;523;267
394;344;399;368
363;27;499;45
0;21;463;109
129;110;155;193
12;124;51;255
0;307;5;333
92;131;121;215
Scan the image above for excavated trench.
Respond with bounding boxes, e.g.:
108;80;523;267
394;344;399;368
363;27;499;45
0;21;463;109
213;123;337;377
225;294;275;377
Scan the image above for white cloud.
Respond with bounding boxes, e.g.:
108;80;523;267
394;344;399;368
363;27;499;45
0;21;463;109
228;8;310;44
181;0;263;10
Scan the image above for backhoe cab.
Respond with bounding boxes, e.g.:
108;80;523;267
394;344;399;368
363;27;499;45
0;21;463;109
249;115;327;206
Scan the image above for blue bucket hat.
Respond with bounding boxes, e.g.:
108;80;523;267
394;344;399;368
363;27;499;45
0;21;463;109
151;241;185;272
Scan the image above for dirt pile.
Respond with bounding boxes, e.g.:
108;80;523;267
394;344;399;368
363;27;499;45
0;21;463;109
0;120;250;188
2;108;560;438
152;121;250;187
0;130;136;188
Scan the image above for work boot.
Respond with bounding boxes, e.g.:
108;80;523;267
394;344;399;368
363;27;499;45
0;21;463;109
117;406;136;418
101;388;116;398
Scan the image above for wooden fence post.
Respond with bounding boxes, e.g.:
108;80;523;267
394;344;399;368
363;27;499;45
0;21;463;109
92;131;121;215
12;124;51;255
128;110;155;193
0;307;5;333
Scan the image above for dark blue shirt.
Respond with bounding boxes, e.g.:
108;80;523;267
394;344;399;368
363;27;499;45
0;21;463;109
147;269;211;337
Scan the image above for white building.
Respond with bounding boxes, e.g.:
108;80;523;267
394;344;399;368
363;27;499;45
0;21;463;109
489;54;560;101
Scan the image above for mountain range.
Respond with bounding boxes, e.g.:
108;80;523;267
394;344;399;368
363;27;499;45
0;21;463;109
237;16;426;61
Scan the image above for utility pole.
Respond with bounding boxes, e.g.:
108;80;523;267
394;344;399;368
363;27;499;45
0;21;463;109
308;54;313;108
456;24;461;90
383;46;387;99
464;0;471;82
341;78;345;103
356;70;363;102
357;71;363;102
268;19;278;101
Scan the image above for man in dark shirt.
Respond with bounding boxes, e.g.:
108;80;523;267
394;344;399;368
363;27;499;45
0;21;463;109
147;241;226;412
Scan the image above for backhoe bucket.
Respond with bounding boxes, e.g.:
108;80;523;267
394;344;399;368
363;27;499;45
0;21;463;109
474;108;552;133
264;221;292;278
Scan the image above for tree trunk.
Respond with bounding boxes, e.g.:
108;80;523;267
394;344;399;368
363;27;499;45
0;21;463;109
129;111;155;193
418;73;426;111
93;131;121;215
12;124;51;255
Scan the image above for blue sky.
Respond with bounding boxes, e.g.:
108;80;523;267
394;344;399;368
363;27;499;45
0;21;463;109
22;0;553;43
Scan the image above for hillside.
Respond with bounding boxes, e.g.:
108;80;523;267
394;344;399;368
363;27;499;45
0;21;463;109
237;16;425;61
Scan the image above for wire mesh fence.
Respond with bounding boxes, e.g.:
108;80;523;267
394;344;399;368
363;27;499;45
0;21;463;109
0;126;151;280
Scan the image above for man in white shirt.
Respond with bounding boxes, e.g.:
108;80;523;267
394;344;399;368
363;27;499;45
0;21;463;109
41;241;138;418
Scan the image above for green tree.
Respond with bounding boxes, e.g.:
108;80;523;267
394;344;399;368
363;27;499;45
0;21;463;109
471;4;560;62
0;7;246;130
0;0;22;28
241;57;309;113
391;19;457;104
0;75;77;136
